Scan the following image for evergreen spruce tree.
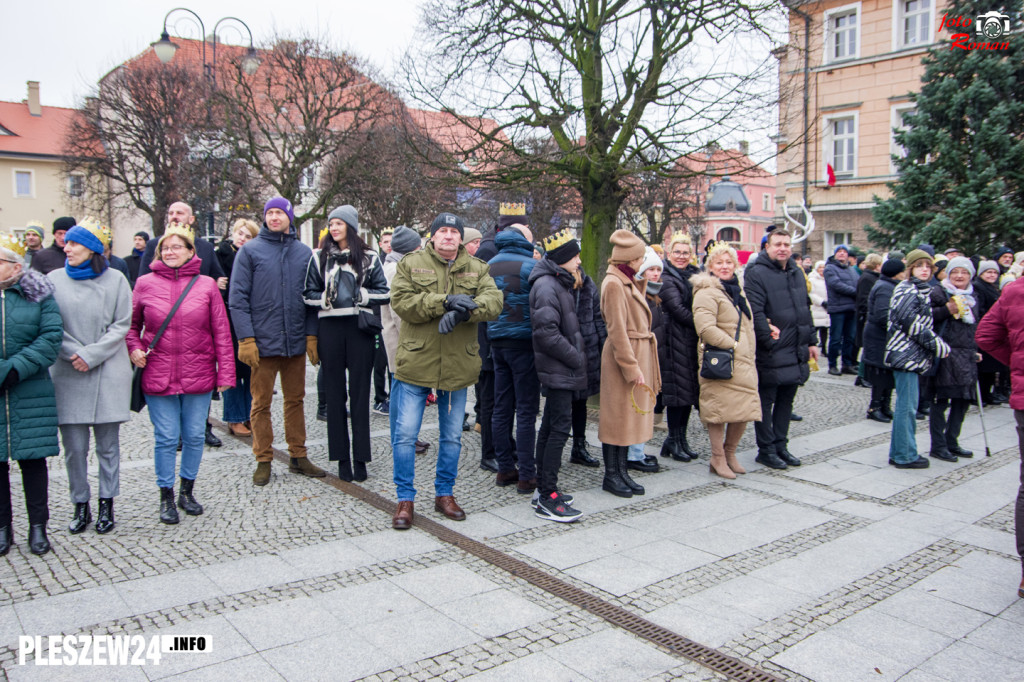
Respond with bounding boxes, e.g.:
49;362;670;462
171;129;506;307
871;0;1024;256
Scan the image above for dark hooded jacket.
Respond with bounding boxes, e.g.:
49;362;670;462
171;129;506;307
29;243;67;276
973;276;1005;374
657;261;701;406
824;256;859;313
576;269;605;399
528;258;586;392
743;254;814;386
487;229;537;346
228;224;317;358
863;275;899;369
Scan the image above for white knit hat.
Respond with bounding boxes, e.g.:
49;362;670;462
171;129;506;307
635;246;664;279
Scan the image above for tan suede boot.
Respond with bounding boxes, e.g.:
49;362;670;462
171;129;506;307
252;461;272;486
707;424;736;480
723;422;747;475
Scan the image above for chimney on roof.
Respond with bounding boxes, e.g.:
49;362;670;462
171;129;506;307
739;140;749;156
27;81;41;116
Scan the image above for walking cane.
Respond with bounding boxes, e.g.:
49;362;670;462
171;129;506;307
975;380;993;457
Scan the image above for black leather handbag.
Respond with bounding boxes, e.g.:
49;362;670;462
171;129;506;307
700;305;742;381
130;275;200;412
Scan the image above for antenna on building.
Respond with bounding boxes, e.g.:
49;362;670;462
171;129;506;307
782;199;815;244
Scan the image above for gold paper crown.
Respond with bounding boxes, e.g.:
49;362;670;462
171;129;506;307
162;223;195;245
318;227;329;242
0;233;26;258
78;216;113;249
380;227;394;236
707;241;738;262
542;229;576;253
669;231;692;247
499;202;526;216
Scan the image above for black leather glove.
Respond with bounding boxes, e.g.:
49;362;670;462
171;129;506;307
0;368;19;394
438;308;472;334
444;294;479;314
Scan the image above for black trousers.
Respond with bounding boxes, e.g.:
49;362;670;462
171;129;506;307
477;369;496;460
535;388;573;497
373;335;389;404
319;317;376;463
667;405;691;429
754;383;799;455
571;398;588;439
929;397;969;455
1014;411;1024;565
0;459;48;526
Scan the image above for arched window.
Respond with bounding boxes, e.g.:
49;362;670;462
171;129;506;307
716;227;741;242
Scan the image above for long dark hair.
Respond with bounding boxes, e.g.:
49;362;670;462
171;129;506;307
319;223;369;281
90;253;107;273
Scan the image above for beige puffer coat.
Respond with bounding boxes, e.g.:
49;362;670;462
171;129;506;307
690;273;761;425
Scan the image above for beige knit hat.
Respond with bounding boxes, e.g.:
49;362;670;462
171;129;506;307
609;229;645;263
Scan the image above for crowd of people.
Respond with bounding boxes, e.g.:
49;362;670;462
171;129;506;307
3;204;1023;601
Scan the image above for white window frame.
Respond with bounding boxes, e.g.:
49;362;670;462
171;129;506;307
824;3;861;63
298;165;317;192
823;111;859;180
892;0;933;50
890;104;917;175
68;173;85;198
825;231;854;254
762;193;772;211
12;169;34;198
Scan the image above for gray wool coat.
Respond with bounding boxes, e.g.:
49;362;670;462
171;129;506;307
48;268;133;425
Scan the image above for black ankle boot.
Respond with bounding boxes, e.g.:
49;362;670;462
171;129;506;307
661;427;691;462
337;460;353;482
160;487;179;524
204;422;222;447
68;502;91;534
617;446;645;495
28;524;50;555
95;498;115;534
178;478;203;516
678;429;698;458
570;437;600;467
601;444;633;498
353;461;367;482
0;524;12;556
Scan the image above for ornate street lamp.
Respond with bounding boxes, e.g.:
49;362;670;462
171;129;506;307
151;7;260;80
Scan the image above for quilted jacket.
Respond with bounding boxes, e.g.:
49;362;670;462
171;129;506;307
657;262;701;407
128;257;235;396
528;257;586;392
976;278;1024;410
884;278;950;374
0;270;62;461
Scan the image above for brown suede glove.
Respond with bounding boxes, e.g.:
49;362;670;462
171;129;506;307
306;336;319;366
237;337;260;369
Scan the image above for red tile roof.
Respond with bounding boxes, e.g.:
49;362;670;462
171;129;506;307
0;100;77;158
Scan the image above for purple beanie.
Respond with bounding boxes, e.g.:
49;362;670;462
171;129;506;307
263;197;295;227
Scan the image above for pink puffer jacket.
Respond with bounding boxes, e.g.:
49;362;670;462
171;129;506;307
127;256;235;396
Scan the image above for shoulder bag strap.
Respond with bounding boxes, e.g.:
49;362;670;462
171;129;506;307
146;275;200;353
732;304;742;343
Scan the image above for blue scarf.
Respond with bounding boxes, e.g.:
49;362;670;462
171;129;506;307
132;247;144;258
65;259;106;280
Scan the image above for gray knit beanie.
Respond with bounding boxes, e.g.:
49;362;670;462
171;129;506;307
328;205;359;231
390;225;421;255
977;260;1000;277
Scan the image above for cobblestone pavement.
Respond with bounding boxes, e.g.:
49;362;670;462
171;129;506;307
1;368;1022;681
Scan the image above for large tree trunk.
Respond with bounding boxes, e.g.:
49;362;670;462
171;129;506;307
579;178;627;282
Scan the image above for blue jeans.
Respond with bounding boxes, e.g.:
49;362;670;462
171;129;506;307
222;359;251;423
828;310;856;369
492;346;540;480
390;379;467;502
628;444;646;461
890;371;919;464
147;392;213;488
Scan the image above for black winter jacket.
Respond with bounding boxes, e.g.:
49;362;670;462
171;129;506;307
863;275;899;368
528;258;587;392
576;269;606;399
973;277;1006;373
743;255;814;387
928;284;978;400
657;262;700;406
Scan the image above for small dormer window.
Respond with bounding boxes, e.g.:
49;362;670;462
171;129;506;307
726;200;736;212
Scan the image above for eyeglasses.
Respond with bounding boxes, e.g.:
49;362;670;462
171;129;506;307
160;245;188;253
669;250;691;257
0;259;20;265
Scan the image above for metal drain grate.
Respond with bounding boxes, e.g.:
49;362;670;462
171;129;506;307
235;427;780;682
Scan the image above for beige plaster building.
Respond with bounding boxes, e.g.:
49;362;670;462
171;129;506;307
776;0;950;258
0;82;107;242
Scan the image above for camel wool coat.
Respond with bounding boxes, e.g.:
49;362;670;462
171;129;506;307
691;273;761;425
598;265;661;446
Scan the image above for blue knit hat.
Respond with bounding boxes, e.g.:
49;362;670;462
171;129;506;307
833;244;849;255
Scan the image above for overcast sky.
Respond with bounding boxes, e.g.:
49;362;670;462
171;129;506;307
1;0;424;108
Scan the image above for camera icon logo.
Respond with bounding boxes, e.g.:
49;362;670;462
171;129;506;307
976;11;1010;39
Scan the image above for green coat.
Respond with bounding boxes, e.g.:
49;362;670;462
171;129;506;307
391;243;503;392
0;270;63;461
